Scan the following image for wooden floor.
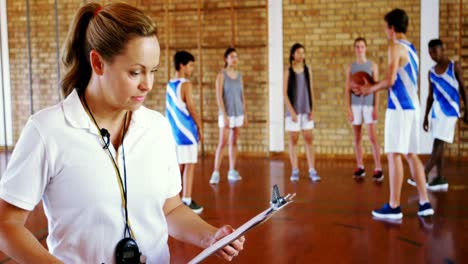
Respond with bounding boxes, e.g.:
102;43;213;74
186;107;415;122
1;154;468;264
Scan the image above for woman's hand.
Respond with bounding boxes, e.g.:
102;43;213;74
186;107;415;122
210;225;245;261
347;108;354;123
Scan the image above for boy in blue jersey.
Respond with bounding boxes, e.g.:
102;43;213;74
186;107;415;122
166;51;203;214
408;39;468;191
352;8;434;220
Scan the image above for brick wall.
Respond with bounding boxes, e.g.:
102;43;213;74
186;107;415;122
4;0;464;157
439;0;463;158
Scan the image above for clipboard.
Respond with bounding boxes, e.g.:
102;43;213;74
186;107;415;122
188;185;296;264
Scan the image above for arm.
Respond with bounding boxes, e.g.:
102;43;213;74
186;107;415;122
371;62;380;120
215;71;229;126
308;67;315;120
182;82;203;141
283;69;297;121
344;64;353;123
423;72;434;131
454;61;468;123
0;200;62;264
353;44;401;95
164;195;244;261
240;74;248;127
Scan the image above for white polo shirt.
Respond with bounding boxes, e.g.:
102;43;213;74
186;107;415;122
0;89;182;263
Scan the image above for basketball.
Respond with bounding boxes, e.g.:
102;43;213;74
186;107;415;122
351;71;375;85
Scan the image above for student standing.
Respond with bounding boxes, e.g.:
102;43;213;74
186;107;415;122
166;51;204;213
408;39;468;191
283;43;320;182
345;37;383;181
209;48;248;185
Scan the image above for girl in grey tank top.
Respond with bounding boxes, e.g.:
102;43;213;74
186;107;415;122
210;48;247;185
222;70;244;117
345;37;383;179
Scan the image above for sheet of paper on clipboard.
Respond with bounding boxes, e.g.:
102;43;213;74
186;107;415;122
188;185;296;264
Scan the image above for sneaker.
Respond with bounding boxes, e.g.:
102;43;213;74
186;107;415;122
209;171;220;185
309;169;321;182
372;203;403;219
290;168;299;182
184;200;204;214
227;170;242;181
372;170;384;181
417;202;434;216
353;167;365;178
427;176;449;191
407;178;417;187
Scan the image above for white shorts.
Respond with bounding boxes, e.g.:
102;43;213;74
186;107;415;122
384;109;420;154
285;114;315;132
176;144;198;164
431;117;457;143
218;115;244;128
351;105;376;125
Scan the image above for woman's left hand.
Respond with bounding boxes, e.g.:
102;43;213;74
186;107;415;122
211;225;245;261
308;111;314;121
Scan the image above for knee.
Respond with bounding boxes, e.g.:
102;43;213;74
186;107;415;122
354;134;362;145
290;134;299;145
230;129;239;145
230;137;237;146
303;134;313;145
218;137;227;148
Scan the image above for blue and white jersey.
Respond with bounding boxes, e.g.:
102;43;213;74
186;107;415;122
388;40;420;111
430;61;460;118
165;78;199;146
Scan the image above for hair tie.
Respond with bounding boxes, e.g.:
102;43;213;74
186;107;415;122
94;6;102;17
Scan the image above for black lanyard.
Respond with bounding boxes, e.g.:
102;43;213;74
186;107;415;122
81;94;135;239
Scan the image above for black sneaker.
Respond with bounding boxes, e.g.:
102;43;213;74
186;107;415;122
417;202;434;216
184;200;204;214
427;176;449;191
373;170;384;182
353;167;365;178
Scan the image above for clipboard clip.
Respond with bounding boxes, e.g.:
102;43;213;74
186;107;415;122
270;184;296;210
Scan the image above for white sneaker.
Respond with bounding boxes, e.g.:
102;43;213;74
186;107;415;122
290;169;299;182
209;171;220;185
309;169;321;182
407;178;416;187
228;170;242;181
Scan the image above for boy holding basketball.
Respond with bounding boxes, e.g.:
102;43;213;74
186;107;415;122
352;9;434;219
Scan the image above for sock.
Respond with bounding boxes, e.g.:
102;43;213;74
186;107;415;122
292;168;299;174
309;168;317;174
375;168;382;171
358;165;364;169
419;200;429;206
182;197;192;205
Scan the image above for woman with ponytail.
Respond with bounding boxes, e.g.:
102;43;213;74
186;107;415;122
0;3;244;263
284;43;320;182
